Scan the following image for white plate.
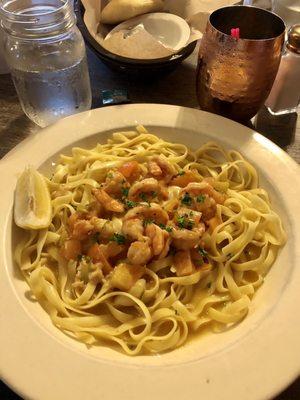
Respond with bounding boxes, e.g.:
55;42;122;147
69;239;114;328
0;104;299;400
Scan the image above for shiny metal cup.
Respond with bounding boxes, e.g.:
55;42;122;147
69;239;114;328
196;6;285;121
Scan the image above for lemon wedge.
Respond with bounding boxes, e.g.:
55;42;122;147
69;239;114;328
14;166;52;230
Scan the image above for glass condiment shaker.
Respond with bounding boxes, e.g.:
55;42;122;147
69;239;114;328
265;24;300;115
273;0;300;29
0;0;92;127
243;0;273;11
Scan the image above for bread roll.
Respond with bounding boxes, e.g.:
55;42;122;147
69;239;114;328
101;0;164;25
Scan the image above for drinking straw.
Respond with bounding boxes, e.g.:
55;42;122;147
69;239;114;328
231;28;240;39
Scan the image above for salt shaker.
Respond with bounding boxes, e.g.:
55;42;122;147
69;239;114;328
273;0;300;29
0;0;92;127
243;0;273;10
265;25;300;115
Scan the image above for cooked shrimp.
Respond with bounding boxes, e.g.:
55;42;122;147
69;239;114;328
195;197;216;221
147;160;162;177
148;155;176;183
100;242;125;259
180;182;224;220
104;170;128;196
122;218;144;241
127;241;152;265
171;224;205;250
124;203;169;225
145;223;170;257
68;212;81;231
170;170;200;187
90;217;123;240
71;219;95;240
182;182;226;205
177;207;202;225
128;178;160;201
118;161;140;183
86;243;112;274
92;188;124;213
86;201;104;218
61;239;82;260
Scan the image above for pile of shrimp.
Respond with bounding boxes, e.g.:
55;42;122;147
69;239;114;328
60;155;226;291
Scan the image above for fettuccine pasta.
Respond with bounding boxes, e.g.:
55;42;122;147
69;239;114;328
15;126;286;355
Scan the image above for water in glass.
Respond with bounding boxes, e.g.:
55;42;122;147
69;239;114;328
0;0;92;127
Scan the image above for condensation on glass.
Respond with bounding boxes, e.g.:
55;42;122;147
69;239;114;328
0;0;92;127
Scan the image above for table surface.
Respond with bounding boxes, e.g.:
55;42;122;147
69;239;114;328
0;45;299;400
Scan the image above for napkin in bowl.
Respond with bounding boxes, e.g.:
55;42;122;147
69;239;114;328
81;0;237;60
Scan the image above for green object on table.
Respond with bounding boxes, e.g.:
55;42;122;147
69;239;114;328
101;89;130;106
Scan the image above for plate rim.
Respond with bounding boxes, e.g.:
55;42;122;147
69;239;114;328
0;104;299;400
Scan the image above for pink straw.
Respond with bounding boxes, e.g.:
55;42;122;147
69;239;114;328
231;27;240;39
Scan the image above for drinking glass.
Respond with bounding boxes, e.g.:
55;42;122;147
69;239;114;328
0;0;92;127
0;27;9;74
196;6;285;121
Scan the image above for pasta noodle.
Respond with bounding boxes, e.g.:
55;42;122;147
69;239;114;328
15;126;286;355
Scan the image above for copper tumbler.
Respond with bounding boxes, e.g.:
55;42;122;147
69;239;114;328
196;6;285;121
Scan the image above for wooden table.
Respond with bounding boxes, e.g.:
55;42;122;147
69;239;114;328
0;46;299;400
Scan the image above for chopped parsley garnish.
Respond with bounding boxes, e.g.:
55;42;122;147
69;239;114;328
121;187;129;197
159;223;173;233
196;194;206;203
181;192;192;206
139;191;157;203
107;172;113;179
176;215;194;230
177;216;185;228
178;170;185;176
139;192;147;201
139;192;148;202
143;219;154;227
195;258;204;266
110;233;126;245
124;199;137;209
198;247;208;257
139;192;153;207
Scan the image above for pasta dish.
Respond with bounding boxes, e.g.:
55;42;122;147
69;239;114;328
14;126;286;355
